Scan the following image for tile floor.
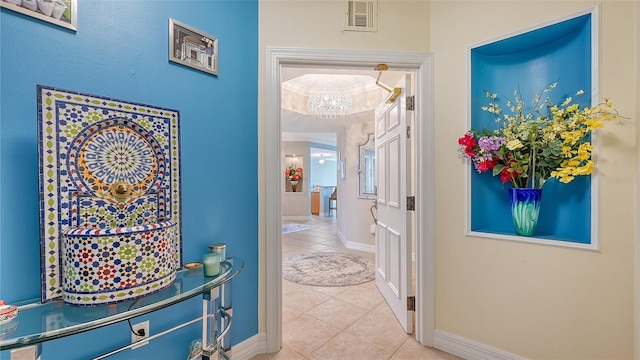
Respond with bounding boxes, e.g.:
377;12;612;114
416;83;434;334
250;216;460;360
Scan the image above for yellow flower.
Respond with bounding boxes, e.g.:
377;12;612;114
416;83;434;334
506;139;523;150
474;82;620;188
551;168;575;183
574;161;593;175
577;142;593;160
552;108;565;118
584;119;604;130
566;104;579;113
561;130;585;145
559;174;575;183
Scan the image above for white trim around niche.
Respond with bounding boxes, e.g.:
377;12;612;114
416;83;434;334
265;47;435;352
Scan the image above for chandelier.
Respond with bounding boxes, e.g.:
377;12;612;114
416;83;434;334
307;91;352;118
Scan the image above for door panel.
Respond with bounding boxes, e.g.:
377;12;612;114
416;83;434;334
388;101;400;130
374;74;413;333
388;227;401;297
376;222;387;280
388;134;400;208
376;142;386;205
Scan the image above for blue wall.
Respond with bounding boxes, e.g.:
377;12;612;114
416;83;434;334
0;1;258;358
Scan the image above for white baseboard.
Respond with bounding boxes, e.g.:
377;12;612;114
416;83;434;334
230;333;267;360
336;228;375;253
282;216;311;221
346;241;375;253
434;330;527;360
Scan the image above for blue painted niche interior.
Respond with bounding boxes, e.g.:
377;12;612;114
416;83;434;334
470;13;593;244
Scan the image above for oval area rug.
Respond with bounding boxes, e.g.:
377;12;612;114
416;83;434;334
283;252;375;286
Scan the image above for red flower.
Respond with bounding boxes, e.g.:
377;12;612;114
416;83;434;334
465;147;476;157
499;167;520;183
285;164;303;181
458;133;478;158
458;133;477;147
476;159;495;173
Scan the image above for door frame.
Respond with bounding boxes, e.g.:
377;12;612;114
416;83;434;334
265;47;435;352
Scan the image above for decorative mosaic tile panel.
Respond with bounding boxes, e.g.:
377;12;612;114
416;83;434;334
37;85;182;303
62;221;178;306
76;193;159;228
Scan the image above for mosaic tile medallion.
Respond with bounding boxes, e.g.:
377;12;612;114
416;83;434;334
37;85;181;304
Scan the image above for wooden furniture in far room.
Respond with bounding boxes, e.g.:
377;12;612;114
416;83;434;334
311;191;320;215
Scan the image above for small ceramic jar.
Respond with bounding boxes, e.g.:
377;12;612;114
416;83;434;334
208;243;226;261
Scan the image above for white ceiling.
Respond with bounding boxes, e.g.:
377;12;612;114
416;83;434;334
280;65;406;146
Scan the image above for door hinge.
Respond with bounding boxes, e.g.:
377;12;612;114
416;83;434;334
406;125;410;139
407;296;415;311
406;95;415;111
406;196;415;211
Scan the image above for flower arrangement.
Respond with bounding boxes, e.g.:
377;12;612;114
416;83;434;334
285;164;303;182
458;83;619;189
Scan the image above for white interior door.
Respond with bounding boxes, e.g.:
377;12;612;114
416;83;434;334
375;74;413;333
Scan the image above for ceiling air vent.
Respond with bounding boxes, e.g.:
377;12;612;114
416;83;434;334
345;0;377;32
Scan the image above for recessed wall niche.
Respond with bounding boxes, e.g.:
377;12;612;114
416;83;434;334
284;154;304;193
468;8;597;248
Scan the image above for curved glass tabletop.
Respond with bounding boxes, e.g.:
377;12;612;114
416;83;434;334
0;257;244;350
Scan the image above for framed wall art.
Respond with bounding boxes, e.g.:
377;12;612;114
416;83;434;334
1;0;77;31
169;18;218;76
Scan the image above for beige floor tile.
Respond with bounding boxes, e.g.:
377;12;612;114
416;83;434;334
282;314;342;358
391;338;463;360
282;243;307;253
336;282;384;310
355;280;379;290
282;304;303;324
283;286;331;312
249;346;306;360
309;331;389;360
306;297;369;330
303;284;349;297
283;238;318;248
295;242;334;252
282;247;315;258
345;302;409;355
282;279;303;295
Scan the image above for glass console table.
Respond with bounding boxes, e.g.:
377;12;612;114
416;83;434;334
0;257;244;360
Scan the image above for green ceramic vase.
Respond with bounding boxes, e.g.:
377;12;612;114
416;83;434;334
509;188;542;236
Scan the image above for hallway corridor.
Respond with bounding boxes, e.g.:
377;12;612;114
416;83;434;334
251;216;459;360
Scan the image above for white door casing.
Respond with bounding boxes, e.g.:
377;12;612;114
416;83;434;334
375;74;413;333
265;47;435;352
